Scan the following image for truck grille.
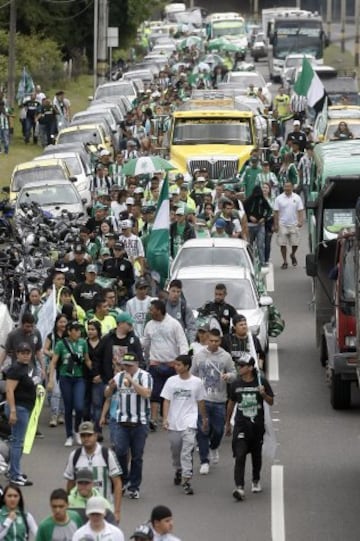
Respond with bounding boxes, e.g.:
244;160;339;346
188;158;239;180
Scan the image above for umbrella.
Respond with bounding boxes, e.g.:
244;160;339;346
220;42;245;53
178;35;203;49
122;156;175;176
207;37;231;51
201;53;224;66
192;62;211;74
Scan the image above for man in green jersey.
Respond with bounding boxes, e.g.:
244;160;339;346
36;488;82;541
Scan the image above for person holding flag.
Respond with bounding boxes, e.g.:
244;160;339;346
146;178;169;289
293;57;327;118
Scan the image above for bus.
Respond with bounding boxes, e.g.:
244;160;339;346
206;12;248;52
267;11;328;81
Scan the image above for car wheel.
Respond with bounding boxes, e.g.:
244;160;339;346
330;370;351;409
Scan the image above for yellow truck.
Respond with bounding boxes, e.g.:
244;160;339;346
168;96;262;180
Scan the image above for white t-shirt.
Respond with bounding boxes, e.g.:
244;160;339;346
63;443;122;501
72;520;124;541
119;234;144;260
273;192;304;226
161;374;206;431
126;296;154;338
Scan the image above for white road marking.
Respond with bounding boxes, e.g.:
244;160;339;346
272;465;286;541
268;343;279;381
265;262;275;292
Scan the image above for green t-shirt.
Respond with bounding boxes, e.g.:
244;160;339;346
173;222;186;256
54;338;88;377
36;510;82;541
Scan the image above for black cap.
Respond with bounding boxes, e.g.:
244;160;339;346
130;524;153;540
135;277;149;289
114;242;125;250
16;342;32;353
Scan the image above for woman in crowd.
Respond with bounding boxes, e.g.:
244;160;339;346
85;320;103;439
261;182;275;266
0;484;37;540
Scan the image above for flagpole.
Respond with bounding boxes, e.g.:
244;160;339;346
7;0;16;107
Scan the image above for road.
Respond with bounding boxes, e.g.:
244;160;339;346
6;49;360;541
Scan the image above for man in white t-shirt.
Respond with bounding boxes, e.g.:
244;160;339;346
72;496;124;541
161;354;207;495
126;277;154;338
119;219;145;274
273;181;304;269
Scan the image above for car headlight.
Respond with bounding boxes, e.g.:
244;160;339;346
345;336;356;348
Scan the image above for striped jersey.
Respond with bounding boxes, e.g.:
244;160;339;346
114;368;152;424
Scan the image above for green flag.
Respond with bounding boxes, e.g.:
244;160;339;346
146;179;170;287
293;57;325;112
16;67;35;105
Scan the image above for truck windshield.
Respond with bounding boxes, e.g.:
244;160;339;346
273;21;323;59
213;21;246;38
173;118;252;145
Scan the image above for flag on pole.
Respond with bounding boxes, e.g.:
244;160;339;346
293;57;326;113
36;285;57;343
146;179;170;288
16;67;35;105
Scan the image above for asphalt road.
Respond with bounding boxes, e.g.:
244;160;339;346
5;39;360;541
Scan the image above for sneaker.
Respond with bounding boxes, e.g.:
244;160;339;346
128;489;140;499
232;486;245;501
49;415;58;427
64;437;73;447
174;469;182;486
183;481;194;495
149;419;158;432
74;432;81;445
10;476;33;487
251;481;262;493
209;448;219;464
199;463;209;475
57;414;65;424
35;430;44;439
122;483;129;495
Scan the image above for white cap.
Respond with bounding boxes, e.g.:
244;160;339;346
175;207;185;215
121;219;133;229
100;149;110;157
293;120;301;126
86;496;106;516
196;176;206;182
126;197;135;205
134;187;144;194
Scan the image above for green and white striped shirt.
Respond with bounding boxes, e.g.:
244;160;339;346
114;368;152;424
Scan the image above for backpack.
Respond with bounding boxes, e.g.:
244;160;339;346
72;445;110;469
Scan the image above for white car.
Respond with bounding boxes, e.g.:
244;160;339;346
171;265;272;350
34;152;92;207
170;238;255;277
223;71;272;106
281;54;316;88
94;81;137;106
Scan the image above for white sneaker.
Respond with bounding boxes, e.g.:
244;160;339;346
209;448;219;464
252;481;262;493
64;437;73;447
74;432;81;445
199;463;209;475
233;486;245;501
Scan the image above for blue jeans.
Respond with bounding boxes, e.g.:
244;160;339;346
0;128;9;153
5;404;30;480
248;223;266;266
91;381;105;433
59;376;85;438
112;423;148;491
197;401;226;464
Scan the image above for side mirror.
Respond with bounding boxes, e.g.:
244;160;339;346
306;199;318;210
88;95;94;101
69;176;77;182
305;253;317;277
259;295;273;307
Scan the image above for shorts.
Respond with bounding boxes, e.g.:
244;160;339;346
277;224;300;247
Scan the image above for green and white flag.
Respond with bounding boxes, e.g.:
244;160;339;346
147;179;170;287
293;57;325;112
16;67;35;105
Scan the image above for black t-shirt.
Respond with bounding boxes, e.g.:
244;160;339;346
229;375;274;429
222;333;264;364
199;301;237;335
6;362;36;411
68;260;88;284
73;282;103;312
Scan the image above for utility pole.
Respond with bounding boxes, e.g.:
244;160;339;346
254;0;259;23
7;0;16;107
326;0;332;42
97;0;108;85
355;0;360;67
93;0;98;94
340;0;346;54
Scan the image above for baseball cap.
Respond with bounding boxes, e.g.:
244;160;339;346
121;352;138;365
86;496;106;516
251;156;259;162
126;197;135;205
136;277;149;288
54;261;69;273
175;173;184;180
121;219;133;229
270;142;279;150
233;313;247;325
100;149;110;157
197;321;210;331
237;352;255;366
131;524;154;540
134;187;144;194
224;184;235;192
100;247;111;256
76;468;93;483
142;205;156;214
74;244;86;254
16;342;32;353
215;218;226;228
175;207;185;215
196;176;206;182
116;312;134;324
114;241;125;251
86;264;98;273
293;120;301;126
96;163;104;170
79;421;95;434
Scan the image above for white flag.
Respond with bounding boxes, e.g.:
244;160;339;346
36;286;57;343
